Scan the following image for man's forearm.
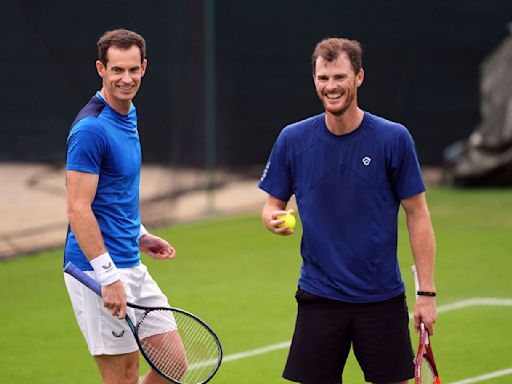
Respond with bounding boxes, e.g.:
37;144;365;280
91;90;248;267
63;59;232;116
407;210;436;292
68;204;107;261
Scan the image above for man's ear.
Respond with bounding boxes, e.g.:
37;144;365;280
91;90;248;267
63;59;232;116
141;59;148;77
96;60;105;78
356;68;364;88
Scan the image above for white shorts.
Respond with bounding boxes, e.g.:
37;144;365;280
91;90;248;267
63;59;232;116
64;263;172;356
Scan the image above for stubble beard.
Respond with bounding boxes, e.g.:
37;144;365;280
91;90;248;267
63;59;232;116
327;103;349;117
323;91;353;117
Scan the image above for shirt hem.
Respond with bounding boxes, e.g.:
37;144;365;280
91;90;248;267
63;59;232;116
298;282;405;304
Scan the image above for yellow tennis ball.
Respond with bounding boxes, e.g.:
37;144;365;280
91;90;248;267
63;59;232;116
277;211;296;230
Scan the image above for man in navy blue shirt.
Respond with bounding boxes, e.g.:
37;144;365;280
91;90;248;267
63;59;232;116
259;37;437;384
65;29;179;384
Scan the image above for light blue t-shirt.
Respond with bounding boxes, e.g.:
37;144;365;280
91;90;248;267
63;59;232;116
259;111;426;303
65;92;142;270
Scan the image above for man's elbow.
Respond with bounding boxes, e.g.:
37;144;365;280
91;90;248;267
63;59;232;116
67;201;91;222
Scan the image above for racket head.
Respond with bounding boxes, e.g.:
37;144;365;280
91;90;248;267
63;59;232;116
415;324;441;384
132;306;222;384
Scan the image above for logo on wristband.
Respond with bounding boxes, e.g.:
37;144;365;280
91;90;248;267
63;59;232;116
102;262;113;270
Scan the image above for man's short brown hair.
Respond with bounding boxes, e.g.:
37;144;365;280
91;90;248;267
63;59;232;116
97;29;146;66
312;37;363;75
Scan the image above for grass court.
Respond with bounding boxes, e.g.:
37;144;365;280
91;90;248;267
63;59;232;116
1;187;511;383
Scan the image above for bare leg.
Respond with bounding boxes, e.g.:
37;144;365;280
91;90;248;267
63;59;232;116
140;368;172;384
95;351;139;384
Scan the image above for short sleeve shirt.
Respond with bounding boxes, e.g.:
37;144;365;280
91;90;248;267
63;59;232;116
258;112;425;303
65;92;142;270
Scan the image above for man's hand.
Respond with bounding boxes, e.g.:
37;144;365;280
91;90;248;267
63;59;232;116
267;209;295;236
102;280;127;319
413;296;437;335
262;195;295;236
139;233;176;260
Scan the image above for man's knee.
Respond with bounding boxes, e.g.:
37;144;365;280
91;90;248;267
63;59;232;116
125;356;140;384
95;352;140;384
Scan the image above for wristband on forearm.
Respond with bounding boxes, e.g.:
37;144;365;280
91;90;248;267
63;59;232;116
139;224;148;239
90;252;120;286
417;290;436;297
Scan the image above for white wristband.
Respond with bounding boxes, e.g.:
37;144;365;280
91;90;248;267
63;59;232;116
138;224;148;239
90;252;120;286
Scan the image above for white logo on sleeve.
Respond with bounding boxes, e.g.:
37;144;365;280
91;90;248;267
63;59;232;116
362;156;371;166
260;161;271;181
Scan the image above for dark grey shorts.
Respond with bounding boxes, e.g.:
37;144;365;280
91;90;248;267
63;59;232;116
283;289;415;384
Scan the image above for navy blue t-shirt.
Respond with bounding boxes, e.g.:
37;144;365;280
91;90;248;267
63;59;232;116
65;92;142;270
258;112;425;303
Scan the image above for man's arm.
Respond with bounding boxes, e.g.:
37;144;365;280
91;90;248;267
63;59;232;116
262;194;294;236
401;192;437;334
66;170;105;257
66;170;127;319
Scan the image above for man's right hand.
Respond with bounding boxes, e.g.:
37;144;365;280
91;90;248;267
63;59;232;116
268;209;295;236
101;280;127;319
262;195;294;236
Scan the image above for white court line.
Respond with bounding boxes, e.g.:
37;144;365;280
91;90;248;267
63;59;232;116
437;297;512;314
447;367;512;384
222;341;291;363
222;297;512;364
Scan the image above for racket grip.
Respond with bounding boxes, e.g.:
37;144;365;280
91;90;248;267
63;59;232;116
411;264;419;299
64;261;102;296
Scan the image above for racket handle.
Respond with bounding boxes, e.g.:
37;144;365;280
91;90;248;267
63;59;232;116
64;261;102;296
411;264;419;299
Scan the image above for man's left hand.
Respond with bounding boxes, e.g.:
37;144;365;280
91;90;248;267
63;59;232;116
139;233;176;260
413;296;437;335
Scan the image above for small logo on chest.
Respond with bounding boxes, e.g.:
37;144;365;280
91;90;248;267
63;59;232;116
362;156;372;166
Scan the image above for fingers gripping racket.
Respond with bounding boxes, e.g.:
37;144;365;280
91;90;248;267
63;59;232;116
64;262;222;384
411;265;441;384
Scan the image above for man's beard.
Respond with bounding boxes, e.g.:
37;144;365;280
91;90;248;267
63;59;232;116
326;102;350;116
323;91;353;116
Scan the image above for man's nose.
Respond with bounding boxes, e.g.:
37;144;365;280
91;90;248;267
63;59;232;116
326;78;337;89
121;71;133;83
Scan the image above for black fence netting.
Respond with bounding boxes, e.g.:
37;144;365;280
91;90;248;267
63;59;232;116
1;0;511;256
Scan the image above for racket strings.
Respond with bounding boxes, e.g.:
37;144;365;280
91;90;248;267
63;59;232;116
138;309;220;384
143;334;188;379
420;357;437;384
175;314;219;383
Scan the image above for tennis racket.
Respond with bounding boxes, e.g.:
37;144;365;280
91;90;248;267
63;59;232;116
64;261;222;384
411;265;441;384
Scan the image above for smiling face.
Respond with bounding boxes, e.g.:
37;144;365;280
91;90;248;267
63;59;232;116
313;53;364;117
96;45;147;114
